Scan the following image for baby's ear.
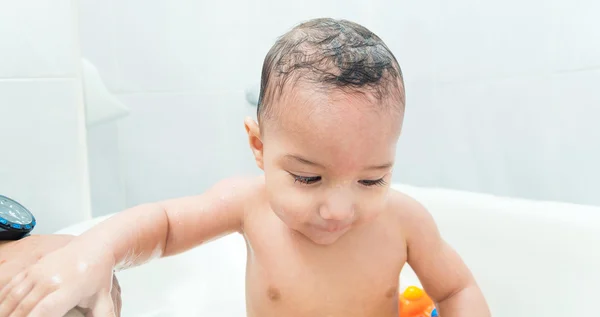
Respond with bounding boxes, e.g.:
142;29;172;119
244;117;264;170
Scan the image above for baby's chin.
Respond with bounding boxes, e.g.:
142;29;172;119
273;211;352;245
308;233;344;245
296;224;351;246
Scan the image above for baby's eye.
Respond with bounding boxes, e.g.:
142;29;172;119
359;178;387;187
290;174;321;185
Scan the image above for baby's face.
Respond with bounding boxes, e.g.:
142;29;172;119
247;87;403;245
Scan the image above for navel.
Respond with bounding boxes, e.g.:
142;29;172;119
385;286;398;298
267;286;281;301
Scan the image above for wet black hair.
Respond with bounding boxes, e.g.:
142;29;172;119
257;18;405;122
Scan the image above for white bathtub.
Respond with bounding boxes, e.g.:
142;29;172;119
57;184;600;316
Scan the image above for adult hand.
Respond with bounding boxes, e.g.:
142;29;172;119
0;235;122;316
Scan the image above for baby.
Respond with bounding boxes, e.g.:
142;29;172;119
0;18;490;317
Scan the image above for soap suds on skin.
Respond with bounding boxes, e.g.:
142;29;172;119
50;274;63;285
114;244;163;272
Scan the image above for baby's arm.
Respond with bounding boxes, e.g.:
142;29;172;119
0;177;253;317
400;196;490;317
78;177;252;268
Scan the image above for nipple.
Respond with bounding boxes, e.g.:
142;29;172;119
385;286;398;298
267;286;281;301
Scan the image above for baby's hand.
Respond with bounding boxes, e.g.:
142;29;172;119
0;240;118;317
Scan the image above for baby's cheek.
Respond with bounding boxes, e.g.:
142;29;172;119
356;192;388;219
279;195;313;219
274;191;316;223
358;206;383;223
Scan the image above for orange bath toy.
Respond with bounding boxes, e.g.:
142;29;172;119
398;286;438;317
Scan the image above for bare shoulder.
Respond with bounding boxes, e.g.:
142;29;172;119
212;175;265;195
386;189;438;239
212;175;266;214
163;175;266;223
210;175;265;203
387;189;431;221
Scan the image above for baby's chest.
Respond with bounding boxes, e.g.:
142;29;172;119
243;226;405;315
246;249;402;301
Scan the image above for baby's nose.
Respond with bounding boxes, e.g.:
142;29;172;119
319;198;354;222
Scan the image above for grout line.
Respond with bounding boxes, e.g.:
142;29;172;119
0;76;77;81
114;89;246;96
554;65;600;74
430;64;600;87
70;0;94;221
115;120;130;209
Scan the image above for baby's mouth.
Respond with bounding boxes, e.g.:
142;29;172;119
313;222;352;233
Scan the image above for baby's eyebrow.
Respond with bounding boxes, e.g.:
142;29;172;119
284;154;324;167
285;154;393;171
366;162;394;171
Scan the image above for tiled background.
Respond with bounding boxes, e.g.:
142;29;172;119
0;0;91;234
1;0;599;232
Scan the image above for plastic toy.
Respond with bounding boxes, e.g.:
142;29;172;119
398;286;438;317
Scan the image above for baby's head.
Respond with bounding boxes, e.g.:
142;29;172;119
245;18;405;245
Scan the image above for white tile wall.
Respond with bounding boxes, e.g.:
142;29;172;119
396;69;600;205
430;0;555;83
0;0;77;78
550;0;600;71
393;80;444;186
110;0;255;93
0;80;90;234
77;0;123;92
116;91;258;206
546;69;600;205
0;0;91;233
425;75;557;198
87;122;127;217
